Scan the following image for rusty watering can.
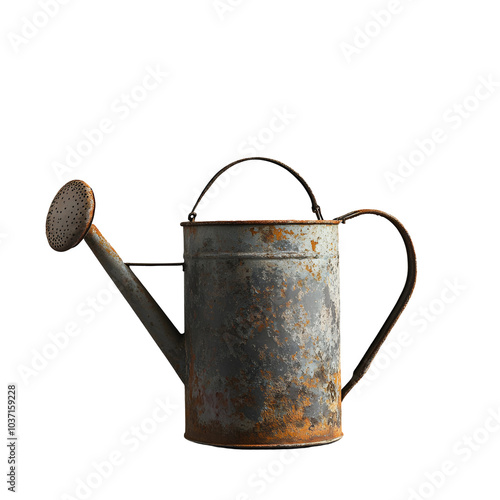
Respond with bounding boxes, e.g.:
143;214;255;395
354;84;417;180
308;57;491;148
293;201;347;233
46;157;416;448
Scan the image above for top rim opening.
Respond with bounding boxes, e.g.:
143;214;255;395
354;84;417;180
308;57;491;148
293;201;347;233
180;220;341;226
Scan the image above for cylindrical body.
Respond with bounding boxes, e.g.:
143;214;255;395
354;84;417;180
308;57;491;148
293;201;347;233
182;220;341;448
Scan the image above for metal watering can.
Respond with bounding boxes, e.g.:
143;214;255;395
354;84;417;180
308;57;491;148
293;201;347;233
46;157;416;448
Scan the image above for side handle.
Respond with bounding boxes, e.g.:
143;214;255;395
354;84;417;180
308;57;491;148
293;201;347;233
336;209;417;400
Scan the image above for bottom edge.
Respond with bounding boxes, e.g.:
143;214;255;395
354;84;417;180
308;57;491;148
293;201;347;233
184;434;343;449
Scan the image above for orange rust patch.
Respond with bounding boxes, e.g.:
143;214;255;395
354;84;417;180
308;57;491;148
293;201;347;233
272;335;284;347
311;240;318;252
251;388;339;444
248;226;295;243
294;319;310;330
304;264;322;281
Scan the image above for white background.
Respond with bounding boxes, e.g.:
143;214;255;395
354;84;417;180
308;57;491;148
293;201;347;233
1;1;499;499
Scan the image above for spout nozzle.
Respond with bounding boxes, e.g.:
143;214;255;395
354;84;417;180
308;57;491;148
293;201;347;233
46;180;96;252
46;180;186;383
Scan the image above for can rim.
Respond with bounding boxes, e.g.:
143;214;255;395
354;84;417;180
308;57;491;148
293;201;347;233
180;220;341;226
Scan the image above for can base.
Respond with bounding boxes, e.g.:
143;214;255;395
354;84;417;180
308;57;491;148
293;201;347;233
184;434;343;449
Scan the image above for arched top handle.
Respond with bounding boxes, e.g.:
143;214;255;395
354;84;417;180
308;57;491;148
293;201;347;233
187;157;323;222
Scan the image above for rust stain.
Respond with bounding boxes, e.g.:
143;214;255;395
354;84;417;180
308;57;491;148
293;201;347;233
247;225;297;243
181;220;340;226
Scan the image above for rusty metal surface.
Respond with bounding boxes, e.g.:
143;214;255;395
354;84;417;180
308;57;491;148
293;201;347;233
46;180;95;252
336;209;417;399
187;157;324;222
183;222;342;447
46;182;186;382
84;226;186;382
46;173;417;450
181;220;340;226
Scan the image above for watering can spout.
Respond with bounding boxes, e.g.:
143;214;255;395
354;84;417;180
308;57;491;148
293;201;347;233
84;226;186;381
46;180;186;383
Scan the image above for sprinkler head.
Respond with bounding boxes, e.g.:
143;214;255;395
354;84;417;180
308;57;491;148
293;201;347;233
46;180;95;252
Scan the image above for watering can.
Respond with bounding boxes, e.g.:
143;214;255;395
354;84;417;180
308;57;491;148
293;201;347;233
46;157;416;448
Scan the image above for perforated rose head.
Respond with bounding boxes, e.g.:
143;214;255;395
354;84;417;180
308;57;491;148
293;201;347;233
46;180;95;252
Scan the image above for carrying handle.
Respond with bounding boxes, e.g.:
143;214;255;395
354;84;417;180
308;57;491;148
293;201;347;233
336;209;417;400
187;157;323;221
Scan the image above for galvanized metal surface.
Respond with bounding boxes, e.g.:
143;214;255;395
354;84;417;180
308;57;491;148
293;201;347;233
183;222;342;447
84;226;186;382
45;182;186;381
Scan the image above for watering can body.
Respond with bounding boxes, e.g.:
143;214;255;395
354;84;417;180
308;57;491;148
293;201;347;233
183;221;341;447
46;157;416;448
